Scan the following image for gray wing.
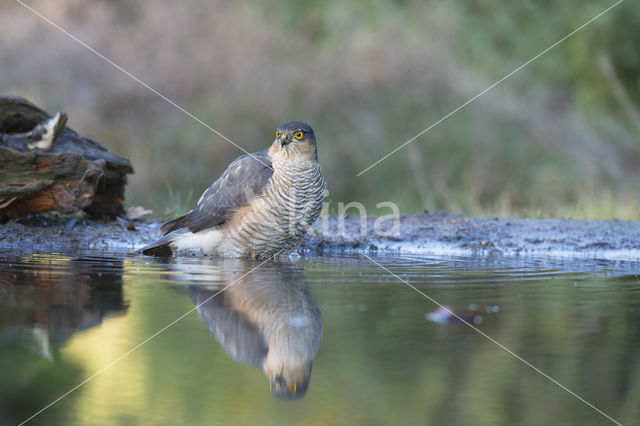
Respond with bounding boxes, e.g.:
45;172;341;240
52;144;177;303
162;149;273;234
190;287;268;368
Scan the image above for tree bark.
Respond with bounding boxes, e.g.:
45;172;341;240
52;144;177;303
0;95;133;219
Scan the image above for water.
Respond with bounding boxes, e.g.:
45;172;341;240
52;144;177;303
1;250;639;426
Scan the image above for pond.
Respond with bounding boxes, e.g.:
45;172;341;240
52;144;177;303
1;250;639;425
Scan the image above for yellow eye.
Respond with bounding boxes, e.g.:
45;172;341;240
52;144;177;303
294;131;303;140
275;131;280;138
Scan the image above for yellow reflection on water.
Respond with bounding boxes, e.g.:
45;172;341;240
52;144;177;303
57;264;195;424
60;311;152;424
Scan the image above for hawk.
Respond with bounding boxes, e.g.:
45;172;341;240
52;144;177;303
188;259;322;399
142;121;326;257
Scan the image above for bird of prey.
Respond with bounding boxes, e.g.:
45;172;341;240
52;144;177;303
142;121;326;257
187;259;322;399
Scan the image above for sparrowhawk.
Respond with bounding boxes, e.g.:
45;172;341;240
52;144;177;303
187;259;322;399
142;121;326;257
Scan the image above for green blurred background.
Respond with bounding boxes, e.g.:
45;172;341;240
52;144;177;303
1;0;639;219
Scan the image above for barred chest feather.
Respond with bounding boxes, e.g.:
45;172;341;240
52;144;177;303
221;160;326;257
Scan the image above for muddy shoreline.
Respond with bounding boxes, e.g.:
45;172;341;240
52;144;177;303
1;212;639;260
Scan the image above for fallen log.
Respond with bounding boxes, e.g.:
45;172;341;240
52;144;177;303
0;95;133;219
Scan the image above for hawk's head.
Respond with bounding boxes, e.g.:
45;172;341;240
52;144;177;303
272;121;317;162
267;362;313;400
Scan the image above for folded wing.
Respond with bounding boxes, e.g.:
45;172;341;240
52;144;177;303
162;149;273;234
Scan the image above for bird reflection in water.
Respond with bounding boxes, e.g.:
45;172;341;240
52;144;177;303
182;259;322;399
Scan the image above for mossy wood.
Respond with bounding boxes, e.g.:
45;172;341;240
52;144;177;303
0;95;133;219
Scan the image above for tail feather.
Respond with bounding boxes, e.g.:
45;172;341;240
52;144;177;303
161;214;189;234
141;233;175;256
143;214;189;256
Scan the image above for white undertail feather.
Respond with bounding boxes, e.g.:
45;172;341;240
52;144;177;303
172;229;223;254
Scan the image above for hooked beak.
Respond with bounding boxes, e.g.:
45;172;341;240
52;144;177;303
279;132;291;147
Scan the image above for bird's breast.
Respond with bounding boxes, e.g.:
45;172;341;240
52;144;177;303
221;162;325;256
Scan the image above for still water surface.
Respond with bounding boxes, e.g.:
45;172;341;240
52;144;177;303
1;250;639;425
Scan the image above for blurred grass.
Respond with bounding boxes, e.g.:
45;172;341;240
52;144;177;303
164;185;194;218
1;0;639;219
